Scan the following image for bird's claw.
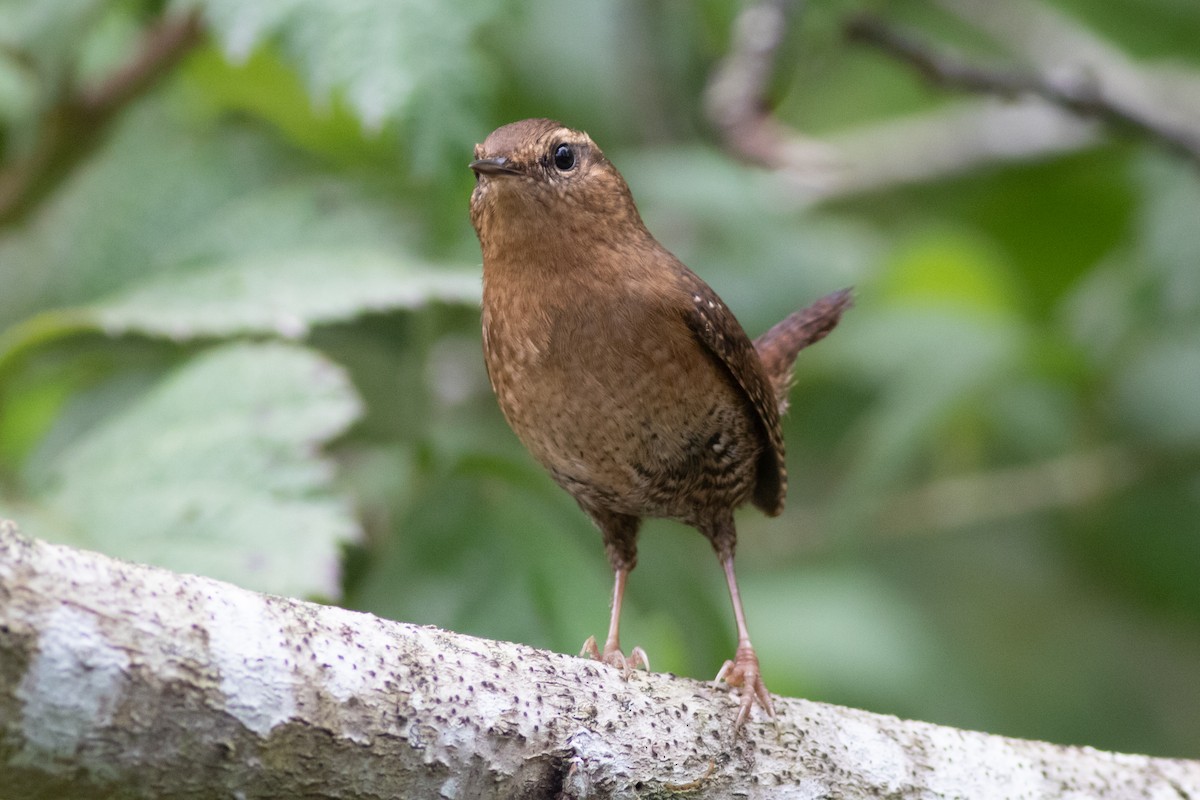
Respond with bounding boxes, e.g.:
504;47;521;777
581;636;650;679
714;644;774;730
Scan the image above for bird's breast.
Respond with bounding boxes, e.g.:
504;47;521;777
481;267;761;521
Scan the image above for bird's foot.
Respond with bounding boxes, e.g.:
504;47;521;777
714;643;775;730
581;636;650;679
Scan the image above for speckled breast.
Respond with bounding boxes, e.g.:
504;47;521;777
482;289;763;525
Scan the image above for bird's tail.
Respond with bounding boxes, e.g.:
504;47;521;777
754;288;853;412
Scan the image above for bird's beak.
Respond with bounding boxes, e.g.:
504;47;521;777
469;156;521;177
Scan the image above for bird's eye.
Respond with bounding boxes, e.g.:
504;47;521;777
552;143;576;171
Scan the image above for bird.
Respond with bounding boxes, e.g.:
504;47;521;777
468;118;850;728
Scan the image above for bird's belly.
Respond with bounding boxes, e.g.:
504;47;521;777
485;318;762;523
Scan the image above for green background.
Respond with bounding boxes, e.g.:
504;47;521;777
2;0;1199;759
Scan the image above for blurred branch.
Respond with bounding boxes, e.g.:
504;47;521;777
879;445;1139;538
3;519;1199;798
846;14;1200;166
825;98;1097;196
766;446;1138;558
706;0;1200;203
703;0;1096;201
0;11;202;226
704;0;844;192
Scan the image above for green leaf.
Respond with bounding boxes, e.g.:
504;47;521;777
6;342;362;598
877;231;1020;317
0;0;109;82
0;97;480;362
176;0;494;134
1136;153;1200;318
745;566;936;702
90;249;480;341
349;454;614;651
1115;332;1200;448
184;45;378;163
0;101;298;329
822;308;1026;536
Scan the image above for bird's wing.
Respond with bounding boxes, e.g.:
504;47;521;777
675;265;787;516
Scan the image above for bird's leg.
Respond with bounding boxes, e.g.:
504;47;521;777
714;552;775;729
580;510;648;677
581;566;649;677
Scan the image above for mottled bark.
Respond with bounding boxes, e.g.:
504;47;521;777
1;520;1197;799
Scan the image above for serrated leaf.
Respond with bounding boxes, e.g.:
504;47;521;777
13;342;362;598
0;97;480;349
91;249;480;340
0;101;297;328
184;45;376;163
176;0;493;132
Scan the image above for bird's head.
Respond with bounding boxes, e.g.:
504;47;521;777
469;118;643;247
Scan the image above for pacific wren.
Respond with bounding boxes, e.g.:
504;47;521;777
469;118;850;727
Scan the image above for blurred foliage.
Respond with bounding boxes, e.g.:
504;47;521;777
2;0;1199;761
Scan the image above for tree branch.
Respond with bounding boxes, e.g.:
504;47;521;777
705;0;1200;203
1;520;1198;798
845;14;1200;166
0;11;202;226
704;0;846;194
762;445;1141;559
702;0;1098;200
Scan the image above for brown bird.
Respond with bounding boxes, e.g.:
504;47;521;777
469;118;850;727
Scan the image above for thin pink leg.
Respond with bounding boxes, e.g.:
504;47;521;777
581;568;648;676
714;555;774;728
